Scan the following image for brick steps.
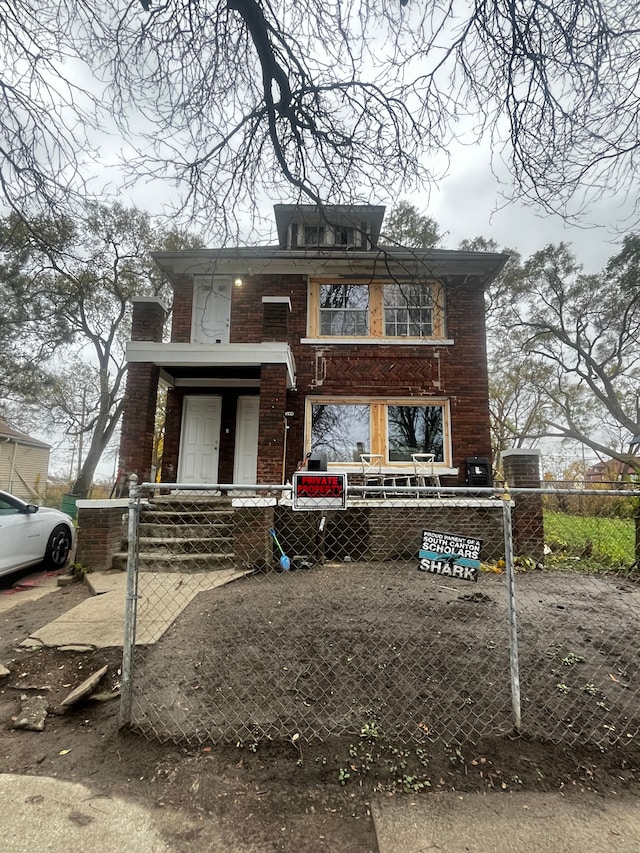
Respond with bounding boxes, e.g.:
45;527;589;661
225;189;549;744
114;498;236;573
112;552;235;572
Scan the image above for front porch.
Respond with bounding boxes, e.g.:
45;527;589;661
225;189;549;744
76;487;524;577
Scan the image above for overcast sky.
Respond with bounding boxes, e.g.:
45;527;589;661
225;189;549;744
412;139;634;273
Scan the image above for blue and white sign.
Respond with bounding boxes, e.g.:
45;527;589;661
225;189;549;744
418;529;482;582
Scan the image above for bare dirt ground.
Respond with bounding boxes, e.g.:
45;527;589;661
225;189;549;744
2;564;640;852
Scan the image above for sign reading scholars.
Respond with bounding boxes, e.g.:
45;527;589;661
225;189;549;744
418;529;482;583
292;472;347;511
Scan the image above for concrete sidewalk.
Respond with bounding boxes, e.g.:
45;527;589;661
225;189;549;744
0;774;264;853
20;568;250;650
0;572;62;616
372;790;640;852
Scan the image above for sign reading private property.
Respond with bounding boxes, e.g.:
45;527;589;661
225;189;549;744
418;529;482;582
292;472;347;511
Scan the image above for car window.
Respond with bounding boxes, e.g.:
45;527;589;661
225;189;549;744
0;497;21;515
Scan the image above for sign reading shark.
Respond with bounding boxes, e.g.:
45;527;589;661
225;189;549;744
418;529;482;582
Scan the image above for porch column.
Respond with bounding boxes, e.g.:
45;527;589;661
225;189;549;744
258;363;288;484
118;297;166;488
257;296;292;484
501;449;544;560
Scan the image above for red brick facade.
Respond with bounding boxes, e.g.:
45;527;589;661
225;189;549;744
118;214;506;488
118;298;165;484
75;503;126;571
170;277;193;343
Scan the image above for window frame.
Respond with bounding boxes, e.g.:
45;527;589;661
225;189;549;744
318;282;370;337
305;396;452;468
308;278;445;340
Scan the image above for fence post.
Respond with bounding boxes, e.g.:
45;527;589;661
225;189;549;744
119;473;140;728
502;494;522;732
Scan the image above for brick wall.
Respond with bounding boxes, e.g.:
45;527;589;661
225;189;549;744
257;364;289;483
131;297;166;341
162;270;493;486
233;504;277;569
272;502;504;562
282;275;492;482
118;299;165;484
76;503;127;572
262;298;290;341
170;276;193;343
161;388;184;482
119;362;161;484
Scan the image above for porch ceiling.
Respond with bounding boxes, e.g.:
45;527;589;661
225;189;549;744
125;341;297;389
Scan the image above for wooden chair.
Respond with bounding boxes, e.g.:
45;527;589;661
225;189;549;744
412;453;440;496
360;454;385;497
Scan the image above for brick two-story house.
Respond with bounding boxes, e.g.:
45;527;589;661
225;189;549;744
118;204;508;488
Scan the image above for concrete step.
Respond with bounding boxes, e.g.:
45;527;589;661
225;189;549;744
111;552;236;572
139;523;233;538
140;510;234;525
138;536;233;555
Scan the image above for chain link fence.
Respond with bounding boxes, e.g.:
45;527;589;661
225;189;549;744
119;480;640;750
510;485;640;747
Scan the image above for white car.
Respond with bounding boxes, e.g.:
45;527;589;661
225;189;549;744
0;490;75;577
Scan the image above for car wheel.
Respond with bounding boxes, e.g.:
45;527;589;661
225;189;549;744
45;524;72;569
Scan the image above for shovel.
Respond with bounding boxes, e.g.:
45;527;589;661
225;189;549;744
269;528;291;571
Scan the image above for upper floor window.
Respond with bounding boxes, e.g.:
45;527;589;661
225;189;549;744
383;283;433;337
310;279;444;339
319;284;369;336
333;225;355;246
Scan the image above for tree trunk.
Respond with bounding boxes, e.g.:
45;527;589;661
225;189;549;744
70;401;124;498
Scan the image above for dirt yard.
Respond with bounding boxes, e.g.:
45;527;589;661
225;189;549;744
2;564;640;852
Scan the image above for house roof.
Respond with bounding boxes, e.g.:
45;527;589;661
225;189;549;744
0;420;51;449
152;245;510;290
586;459;637;477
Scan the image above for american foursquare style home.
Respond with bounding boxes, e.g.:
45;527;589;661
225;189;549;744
118;204;509;491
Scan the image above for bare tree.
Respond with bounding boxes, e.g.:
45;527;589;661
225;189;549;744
103;0;640;235
3;2;640;235
1;204;204;497
497;242;640;469
0;0;107;215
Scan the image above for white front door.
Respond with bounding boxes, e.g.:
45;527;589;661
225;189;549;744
233;396;260;484
192;276;231;344
178;396;222;484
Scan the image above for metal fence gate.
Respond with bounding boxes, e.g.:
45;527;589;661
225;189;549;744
119;478;640;749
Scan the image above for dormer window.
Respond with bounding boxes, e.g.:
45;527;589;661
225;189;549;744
333;226;355;246
274;204;386;250
304;225;325;245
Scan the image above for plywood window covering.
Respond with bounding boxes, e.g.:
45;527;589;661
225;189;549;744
309;279;445;339
306;397;451;467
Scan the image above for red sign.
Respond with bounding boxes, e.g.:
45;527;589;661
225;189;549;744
292;473;347;510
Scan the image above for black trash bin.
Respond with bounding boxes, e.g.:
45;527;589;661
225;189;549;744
465;456;492;488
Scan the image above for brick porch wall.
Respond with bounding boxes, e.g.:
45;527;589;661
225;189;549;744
257;364;289;483
273;502;505;562
118;298;166;485
75;501;127;572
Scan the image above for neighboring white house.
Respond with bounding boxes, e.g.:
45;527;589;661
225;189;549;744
0;421;50;500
